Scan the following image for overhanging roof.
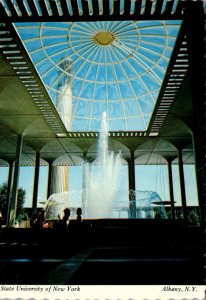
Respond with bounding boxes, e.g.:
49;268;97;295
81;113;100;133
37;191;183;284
0;0;204;166
0;0;193;22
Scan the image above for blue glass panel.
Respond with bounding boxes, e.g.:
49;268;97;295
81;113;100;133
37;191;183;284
106;65;117;82
42;37;67;48
141;74;160;90
72;79;83;97
16;28;40;40
130;80;148;97
167;38;176;48
143;113;152;127
37;59;54;75
90;118;102;131
75;61;90;79
114;46;128;60
48;90;57;105
42;44;70;57
72;117;90;131
127;58;145;74
73;59;84;75
86;63;98;81
109;119;126;131
42;71;58;87
78;81;94;99
94;84;107;100
139;26;166;36
167;26;181;36
25;40;42;52
42;28;68;37
86;47;99;63
158;57;170;69
138;96;154;114
16;22;41;27
119;82;134;98
123;99;142;117
114;64;127;81
43;22;71;29
137;21;162;29
31;51;47;64
165;20;181;25
108;48;119;64
75;100;91;117
152;66;164;81
142;36;166;46
96;65;106;82
127;117;146;131
48;78;60;91
92;101;107;118
138;46;161;62
142;40;164;54
151;90;160;100
108;102;124;118
164;48;174;59
49;51;71;65
107;84;121;100
121;61;137;79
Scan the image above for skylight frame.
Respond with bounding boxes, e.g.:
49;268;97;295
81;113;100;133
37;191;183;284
14;19;182;132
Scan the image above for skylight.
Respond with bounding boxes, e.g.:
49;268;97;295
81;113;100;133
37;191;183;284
14;20;181;131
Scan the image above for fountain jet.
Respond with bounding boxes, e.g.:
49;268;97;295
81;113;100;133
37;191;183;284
83;112;123;218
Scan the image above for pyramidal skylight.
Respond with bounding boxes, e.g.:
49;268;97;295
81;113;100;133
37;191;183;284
14;20;181;132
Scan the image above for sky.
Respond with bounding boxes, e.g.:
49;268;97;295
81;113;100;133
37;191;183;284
0;163;198;210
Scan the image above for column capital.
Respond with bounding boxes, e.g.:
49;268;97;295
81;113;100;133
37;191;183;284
82;152;88;159
173;141;190;152
129;148;135;154
164;155;177;164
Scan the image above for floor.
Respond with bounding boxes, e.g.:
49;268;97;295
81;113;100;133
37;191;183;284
0;220;204;285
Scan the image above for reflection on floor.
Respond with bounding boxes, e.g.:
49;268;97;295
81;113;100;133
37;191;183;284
0;219;204;285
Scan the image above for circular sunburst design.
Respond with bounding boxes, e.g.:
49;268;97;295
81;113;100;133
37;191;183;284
15;20;181;131
93;31;115;45
67;21;140;65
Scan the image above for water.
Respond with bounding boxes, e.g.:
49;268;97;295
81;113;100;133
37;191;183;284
83;112;123;218
45;112;167;220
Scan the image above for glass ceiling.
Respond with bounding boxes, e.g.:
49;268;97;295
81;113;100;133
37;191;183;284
14;20;181;132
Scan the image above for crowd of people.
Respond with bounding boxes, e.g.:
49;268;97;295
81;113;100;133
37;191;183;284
30;207;82;230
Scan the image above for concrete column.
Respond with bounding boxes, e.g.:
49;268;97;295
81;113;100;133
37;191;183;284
9;135;23;225
82;153;87;216
177;148;187;224
5;161;14;225
47;161;53;199
185;0;205;226
167;158;175;220
128;150;136;218
32;152;40;216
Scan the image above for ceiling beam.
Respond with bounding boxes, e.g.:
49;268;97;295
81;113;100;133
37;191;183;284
0;0;190;22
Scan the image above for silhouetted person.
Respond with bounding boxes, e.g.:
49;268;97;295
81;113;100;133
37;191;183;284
30;209;45;229
57;208;70;230
76;207;82;223
74;207;83;235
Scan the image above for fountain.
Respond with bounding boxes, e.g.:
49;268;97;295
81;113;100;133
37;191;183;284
45;112;167;220
83;112;123;218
